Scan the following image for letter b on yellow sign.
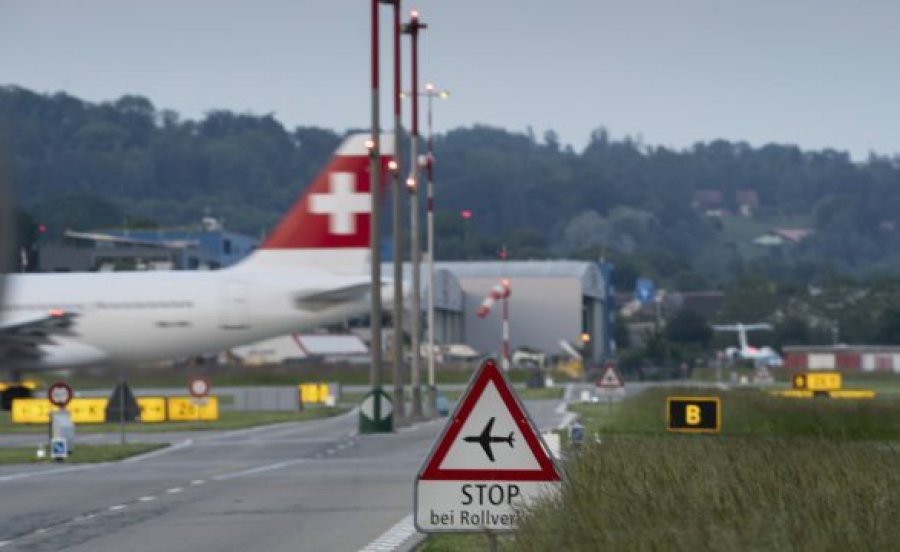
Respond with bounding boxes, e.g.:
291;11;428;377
685;404;702;425
667;397;720;433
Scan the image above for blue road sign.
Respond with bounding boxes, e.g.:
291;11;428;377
636;278;655;304
51;438;67;460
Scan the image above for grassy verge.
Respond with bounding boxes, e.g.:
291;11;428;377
0;443;167;465
574;387;900;439
0;407;347;434
423;387;900;550
513;437;899;551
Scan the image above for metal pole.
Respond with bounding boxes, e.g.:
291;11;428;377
403;11;426;419
384;0;405;422
369;0;384;393
425;88;436;415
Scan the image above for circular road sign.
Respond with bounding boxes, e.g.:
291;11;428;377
188;377;210;398
48;382;74;408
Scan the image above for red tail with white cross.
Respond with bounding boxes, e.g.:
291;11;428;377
236;133;394;272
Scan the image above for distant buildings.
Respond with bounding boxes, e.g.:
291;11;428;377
37;217;259;272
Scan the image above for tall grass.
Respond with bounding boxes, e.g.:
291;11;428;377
575;387;900;440
509;388;900;550
514;437;899;551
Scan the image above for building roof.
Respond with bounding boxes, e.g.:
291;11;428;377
438;260;607;300
437;260;598;279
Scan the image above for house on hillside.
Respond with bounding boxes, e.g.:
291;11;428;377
736;189;759;217
753;227;814;247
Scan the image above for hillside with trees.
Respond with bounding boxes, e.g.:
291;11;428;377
4;85;900;293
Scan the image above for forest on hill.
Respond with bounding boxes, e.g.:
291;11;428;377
4;85;900;292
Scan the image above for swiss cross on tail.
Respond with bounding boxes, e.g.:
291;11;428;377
415;359;562;533
260;134;393;250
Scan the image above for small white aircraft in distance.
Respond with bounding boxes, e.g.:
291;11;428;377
0;133;394;384
712;323;783;366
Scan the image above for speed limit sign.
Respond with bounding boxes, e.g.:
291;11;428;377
48;382;74;408
188;377;210;398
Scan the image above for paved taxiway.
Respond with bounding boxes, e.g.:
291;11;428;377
0;398;569;551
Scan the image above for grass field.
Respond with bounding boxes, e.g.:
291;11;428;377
423;387;900;551
0;407;347;434
0;443;167;465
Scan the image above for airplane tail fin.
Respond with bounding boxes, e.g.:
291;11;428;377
507;432;515;446
235;133;394;273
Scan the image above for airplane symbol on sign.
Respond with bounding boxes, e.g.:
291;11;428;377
463;417;515;462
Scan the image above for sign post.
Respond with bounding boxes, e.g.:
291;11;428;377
415;358;562;533
47;382;73;461
189;376;211;421
596;362;625;416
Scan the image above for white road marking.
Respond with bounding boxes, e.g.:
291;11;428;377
138;496;157;502
359;514;421;552
212;459;306;481
122;438;193;463
109;504;127;511
0;540;12;547
557;412;577;430
165;487;183;494
190;479;205;486
554;401;567;415
0;463;105;483
326;448;335;455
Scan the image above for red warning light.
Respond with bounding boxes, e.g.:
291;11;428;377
460;210;473;220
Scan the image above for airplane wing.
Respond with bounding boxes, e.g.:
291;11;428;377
712;325;740;331
0;310;79;361
294;283;372;312
743;323;774;331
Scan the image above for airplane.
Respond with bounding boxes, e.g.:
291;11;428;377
463;416;515;462
0;133;394;404
712;323;783;366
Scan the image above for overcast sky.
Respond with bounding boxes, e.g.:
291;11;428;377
1;1;898;159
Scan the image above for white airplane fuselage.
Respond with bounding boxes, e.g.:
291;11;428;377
3;267;372;369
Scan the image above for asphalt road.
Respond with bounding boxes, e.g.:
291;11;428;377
0;397;571;552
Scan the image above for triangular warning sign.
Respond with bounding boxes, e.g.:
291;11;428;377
597;363;624;388
419;358;561;482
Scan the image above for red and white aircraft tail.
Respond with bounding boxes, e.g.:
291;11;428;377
236;132;394;273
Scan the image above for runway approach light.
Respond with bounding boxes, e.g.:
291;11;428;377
406;176;416;191
580;332;591;343
388;160;399;171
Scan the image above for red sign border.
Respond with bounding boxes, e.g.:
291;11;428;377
47;381;73;407
188;376;210;398
597;363;624;389
418;358;561;482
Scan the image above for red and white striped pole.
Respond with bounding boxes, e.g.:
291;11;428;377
476;278;512;371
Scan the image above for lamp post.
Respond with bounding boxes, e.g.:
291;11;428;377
380;0;405;422
360;0;391;434
402;10;426;419
369;0;383;394
422;83;448;415
402;84;448;416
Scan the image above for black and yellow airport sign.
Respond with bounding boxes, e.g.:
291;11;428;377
792;371;841;392
666;396;721;434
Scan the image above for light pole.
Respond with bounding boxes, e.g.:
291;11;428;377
422;83;448;415
380;0;405;422
402;10;426;420
360;0;391;434
401;84;448;416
